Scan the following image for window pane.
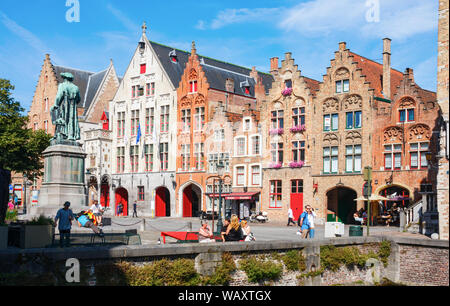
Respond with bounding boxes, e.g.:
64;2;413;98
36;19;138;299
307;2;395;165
324;115;331;131
354;145;362;154
354;155;361;172
331;146;338;156
331;114;339;130
346;112;353;129
410;143;418;150
411;152;418;168
346;155;353;172
355;111;362;128
394;144;402;151
384;145;392;152
336;81;342;93
394;153;401;168
399;110;406;122
323;147;330;156
408;109;415;121
420;153;428;167
385;154;392;169
343;80;349;92
331;156;338;173
420;142;429;150
324;157;330;173
346;145;353;155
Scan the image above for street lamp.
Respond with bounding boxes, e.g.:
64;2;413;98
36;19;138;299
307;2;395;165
216;161;225;234
22;173;28;215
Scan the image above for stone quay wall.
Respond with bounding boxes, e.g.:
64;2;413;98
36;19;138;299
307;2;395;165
0;236;447;286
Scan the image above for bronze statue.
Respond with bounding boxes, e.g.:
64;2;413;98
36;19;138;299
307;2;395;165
50;72;81;144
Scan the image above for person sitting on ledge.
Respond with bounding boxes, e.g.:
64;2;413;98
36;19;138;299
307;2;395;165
198;221;215;243
76;211;104;236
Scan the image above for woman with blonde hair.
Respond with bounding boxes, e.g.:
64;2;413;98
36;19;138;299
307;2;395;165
222;214;243;242
241;220;255;241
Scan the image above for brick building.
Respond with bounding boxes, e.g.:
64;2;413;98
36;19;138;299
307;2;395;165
175;42;272;218
437;0;449;240
10;54;119;209
109;24;182;217
260;52;320;223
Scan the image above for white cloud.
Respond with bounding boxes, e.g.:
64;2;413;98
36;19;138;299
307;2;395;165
195;20;206;30
0;10;61;62
106;4;139;33
278;0;438;40
209;7;281;30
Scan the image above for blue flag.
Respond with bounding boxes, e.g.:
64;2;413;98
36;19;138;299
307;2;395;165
136;123;141;145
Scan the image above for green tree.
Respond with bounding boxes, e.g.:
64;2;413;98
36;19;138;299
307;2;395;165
0;79;51;223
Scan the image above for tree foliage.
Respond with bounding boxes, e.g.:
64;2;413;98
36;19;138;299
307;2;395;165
0;79;51;176
0;79;51;223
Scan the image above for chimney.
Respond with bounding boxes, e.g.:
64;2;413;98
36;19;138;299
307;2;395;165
225;78;234;92
191;41;196;56
382;38;391;99
250;66;258;81
406;68;414;84
270;57;279;72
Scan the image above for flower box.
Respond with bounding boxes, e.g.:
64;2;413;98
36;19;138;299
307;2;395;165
0;226;8;249
269;163;282;169
281;87;293;96
269;128;284;136
290;125;306;133
289;161;305;168
19;224;54;249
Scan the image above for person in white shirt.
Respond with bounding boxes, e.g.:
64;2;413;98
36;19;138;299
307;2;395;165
287;208;296;226
307;206;317;239
90;200;104;226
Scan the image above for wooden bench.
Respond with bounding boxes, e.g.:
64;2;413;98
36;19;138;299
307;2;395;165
52;231;141;247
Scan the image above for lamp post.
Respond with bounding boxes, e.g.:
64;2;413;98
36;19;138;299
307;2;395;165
216;161;225;234
85;169;91;207
22;174;28;215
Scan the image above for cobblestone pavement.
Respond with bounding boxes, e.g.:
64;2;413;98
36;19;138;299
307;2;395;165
69;216;430;245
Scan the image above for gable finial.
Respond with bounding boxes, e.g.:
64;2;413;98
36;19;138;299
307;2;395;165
191;41;196;55
142;21;147;34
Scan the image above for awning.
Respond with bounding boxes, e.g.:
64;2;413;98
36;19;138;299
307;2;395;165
225;192;260;200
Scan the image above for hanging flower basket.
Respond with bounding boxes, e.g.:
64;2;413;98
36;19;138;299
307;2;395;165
289;124;306;133
281;87;293;96
289;161;305;168
269;162;282;169
269;128;284;136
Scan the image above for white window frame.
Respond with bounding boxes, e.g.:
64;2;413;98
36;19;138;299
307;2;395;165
234;164;247;187
234;136;247;157
249;163;262;186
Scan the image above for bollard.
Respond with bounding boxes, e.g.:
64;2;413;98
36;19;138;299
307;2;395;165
140;219;146;232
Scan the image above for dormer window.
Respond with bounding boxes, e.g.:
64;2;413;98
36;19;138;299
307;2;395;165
139;42;145;54
169;50;178;63
285;79;292;89
240;79;251;95
190;81;198;93
336;79;349;93
399;109;414;123
140;64;146;74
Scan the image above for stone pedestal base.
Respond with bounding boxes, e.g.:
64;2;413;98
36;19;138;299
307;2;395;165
34;144;87;217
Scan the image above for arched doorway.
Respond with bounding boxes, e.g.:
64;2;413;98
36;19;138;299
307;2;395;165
182;184;202;217
326;187;357;224
379;185;410;211
115;187;128;216
155;187;171;217
100;176;110;208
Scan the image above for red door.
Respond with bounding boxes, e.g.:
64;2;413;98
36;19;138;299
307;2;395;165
115;188;128;216
100;184;110;207
183;186;192;217
290;180;304;220
156;187;168;217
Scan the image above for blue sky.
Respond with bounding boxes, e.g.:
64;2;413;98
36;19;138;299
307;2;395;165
0;0;439;112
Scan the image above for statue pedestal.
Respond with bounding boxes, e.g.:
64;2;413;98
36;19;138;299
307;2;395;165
33;144;87;217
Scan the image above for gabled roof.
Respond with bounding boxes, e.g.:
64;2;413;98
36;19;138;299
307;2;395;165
52;64;112;117
349;52;404;100
149;41;273;96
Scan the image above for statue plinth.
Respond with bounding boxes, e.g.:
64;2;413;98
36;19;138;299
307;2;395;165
33;144;87;217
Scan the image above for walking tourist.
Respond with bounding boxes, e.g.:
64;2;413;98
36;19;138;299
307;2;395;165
298;205;316;239
54;201;75;247
287;207;296;226
132;201;138;218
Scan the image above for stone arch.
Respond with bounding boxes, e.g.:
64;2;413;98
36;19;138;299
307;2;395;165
383;126;404;143
342;94;363;110
408;123;431;141
334;67;350;80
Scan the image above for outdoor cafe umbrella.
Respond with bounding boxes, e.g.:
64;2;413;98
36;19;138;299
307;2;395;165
354;194;389;236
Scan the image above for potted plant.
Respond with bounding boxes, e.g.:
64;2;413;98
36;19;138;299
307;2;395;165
289;161;305;168
269;162;283;169
19;215;55;249
269;128;284;136
281;87;293;96
289;124;306;133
